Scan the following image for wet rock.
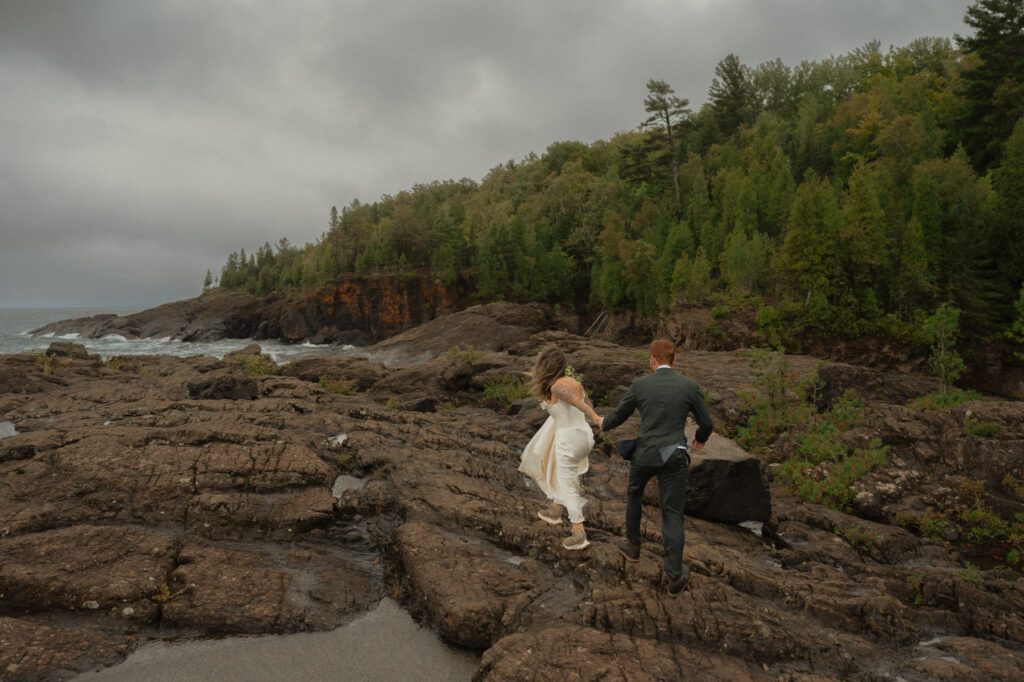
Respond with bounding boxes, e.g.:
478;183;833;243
225;343;263;358
3;323;1024;682
307;325;373;346
479;625;758;681
0;617;131;681
440;355;474;390
187;368;258;400
900;636;1024;681
280;355;386;390
401;396;439;413
45;341;91;359
368;302;554;364
161;541;380;632
0;525;173;621
396;521;539;649
0;354;58;394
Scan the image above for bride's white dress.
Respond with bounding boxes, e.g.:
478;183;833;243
519;398;594;522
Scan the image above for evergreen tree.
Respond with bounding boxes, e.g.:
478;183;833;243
991;116;1024;311
642;79;691;207
838;162;888;288
781;174;839;305
955;0;1024;170
893;217;933;316
719;227;768;296
709;53;754;139
923;303;966;392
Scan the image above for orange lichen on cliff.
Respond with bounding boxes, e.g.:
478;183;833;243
299;275;465;337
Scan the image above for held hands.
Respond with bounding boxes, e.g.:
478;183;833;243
691;440;706;452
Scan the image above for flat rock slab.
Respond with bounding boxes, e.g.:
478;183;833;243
686;432;771;523
0;525;174;621
0;617;131;681
480;625;759;681
161;540;381;633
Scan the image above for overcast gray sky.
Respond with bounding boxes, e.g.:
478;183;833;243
0;0;972;309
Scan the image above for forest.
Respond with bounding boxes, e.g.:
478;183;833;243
215;0;1024;353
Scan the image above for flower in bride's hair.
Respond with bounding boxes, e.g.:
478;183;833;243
565;365;584;382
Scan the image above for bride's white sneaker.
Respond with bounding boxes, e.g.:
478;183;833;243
538;506;562;525
562;529;589;550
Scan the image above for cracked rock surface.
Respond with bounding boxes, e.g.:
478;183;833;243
2;326;1023;681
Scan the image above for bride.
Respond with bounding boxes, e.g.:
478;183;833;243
518;347;600;550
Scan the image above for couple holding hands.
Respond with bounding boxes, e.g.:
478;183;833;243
518;339;713;596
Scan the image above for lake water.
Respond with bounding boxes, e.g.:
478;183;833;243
0;308;356;363
72;598;480;681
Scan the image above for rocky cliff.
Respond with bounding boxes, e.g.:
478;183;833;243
31;274;477;346
3;308;1024;680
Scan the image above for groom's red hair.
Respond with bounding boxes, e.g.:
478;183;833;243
650;339;675;366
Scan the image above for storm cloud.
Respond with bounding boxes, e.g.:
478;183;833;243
0;0;970;308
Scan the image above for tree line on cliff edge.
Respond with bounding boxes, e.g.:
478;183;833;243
215;0;1024;354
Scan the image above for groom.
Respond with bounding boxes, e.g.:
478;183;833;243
597;338;713;596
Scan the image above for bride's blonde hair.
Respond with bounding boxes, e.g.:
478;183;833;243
529;346;566;401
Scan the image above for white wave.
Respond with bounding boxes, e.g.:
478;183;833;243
58;332;81;340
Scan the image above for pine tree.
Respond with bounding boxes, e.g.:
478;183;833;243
955;0;1024;170
923;303;966;392
781;175;839;305
642;79;691;207
709;54;754;139
838;162;888;288
991;117;1024;311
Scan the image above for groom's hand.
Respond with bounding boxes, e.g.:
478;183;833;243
691;440;705;452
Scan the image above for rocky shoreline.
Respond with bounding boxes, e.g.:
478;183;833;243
4;304;1024;680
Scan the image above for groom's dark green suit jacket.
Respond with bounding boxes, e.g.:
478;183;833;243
602;367;714;467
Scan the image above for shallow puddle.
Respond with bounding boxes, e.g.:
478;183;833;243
72;598;479;681
332;474;365;497
739;521;764;537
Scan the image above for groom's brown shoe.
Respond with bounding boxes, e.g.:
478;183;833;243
666;565;691;597
616;538;640;562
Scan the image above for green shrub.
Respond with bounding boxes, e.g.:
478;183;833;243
909;388;983;410
738;349;884;512
774;441;888;511
964;415;1002;438
319;375;359;395
917;508;950;540
835;525;877;556
1002;474;1024;499
956;562;983;585
447;344;484;363
30;349;54;374
754;304;784;348
483;374;530;407
237;354;279;376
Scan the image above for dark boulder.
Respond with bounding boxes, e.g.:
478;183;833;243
46;341;91;359
187;369;257;400
686;433;771;523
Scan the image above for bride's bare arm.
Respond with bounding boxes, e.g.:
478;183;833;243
552;378;600;422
